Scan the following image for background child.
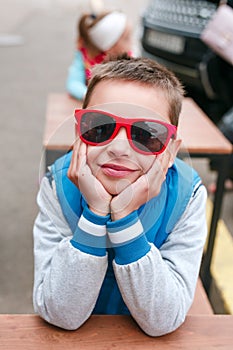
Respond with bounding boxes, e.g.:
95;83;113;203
34;56;207;336
66;10;132;100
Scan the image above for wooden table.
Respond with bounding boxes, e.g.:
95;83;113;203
43;93;232;294
0;314;233;349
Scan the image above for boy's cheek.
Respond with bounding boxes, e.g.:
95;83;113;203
156;147;174;173
134;151;155;172
86;146;99;172
167;139;182;167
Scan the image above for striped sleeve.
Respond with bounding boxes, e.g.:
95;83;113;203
107;211;151;265
70;206;110;256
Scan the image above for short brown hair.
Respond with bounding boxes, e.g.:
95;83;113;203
83;55;185;126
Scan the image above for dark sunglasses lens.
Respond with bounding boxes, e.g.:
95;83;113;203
80;112;116;143
131;121;168;153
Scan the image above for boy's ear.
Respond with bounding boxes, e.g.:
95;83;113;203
168;139;182;168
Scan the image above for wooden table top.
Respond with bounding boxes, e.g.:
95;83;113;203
0;314;233;350
179;98;232;154
43;93;232;155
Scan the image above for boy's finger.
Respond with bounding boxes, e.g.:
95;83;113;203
76;142;87;173
68;138;81;178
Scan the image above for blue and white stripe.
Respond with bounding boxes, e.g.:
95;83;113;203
78;215;106;237
107;220;143;245
70;206;110;256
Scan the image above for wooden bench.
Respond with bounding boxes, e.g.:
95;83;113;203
43;93;81;168
1;314;232;349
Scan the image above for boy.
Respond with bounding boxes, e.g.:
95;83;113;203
33;56;207;336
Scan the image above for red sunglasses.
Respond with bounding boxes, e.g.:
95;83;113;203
74;109;177;155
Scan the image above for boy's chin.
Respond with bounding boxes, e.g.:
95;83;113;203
104;178;132;196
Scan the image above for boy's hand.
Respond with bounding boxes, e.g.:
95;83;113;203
67;139;112;216
110;151;171;221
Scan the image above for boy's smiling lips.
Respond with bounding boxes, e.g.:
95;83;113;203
101;162;138;178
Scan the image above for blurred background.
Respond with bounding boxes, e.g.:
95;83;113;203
0;0;232;313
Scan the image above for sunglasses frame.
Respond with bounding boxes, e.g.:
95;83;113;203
74;109;177;155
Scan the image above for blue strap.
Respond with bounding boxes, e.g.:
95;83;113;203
51;152;86;232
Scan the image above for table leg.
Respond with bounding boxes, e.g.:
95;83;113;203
201;154;230;295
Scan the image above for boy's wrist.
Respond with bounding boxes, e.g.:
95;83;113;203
83;205;110;224
89;205;110;217
110;208;137;221
110;191;141;221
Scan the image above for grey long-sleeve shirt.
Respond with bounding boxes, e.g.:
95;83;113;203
33;176;207;336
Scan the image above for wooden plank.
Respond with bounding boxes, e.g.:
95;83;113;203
0;314;232;349
179;98;232;154
43;93;80;150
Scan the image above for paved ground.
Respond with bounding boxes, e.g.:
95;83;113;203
0;0;232;313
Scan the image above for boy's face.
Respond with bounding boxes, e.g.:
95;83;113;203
85;80;181;195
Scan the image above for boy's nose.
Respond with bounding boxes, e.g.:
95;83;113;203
107;127;131;156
